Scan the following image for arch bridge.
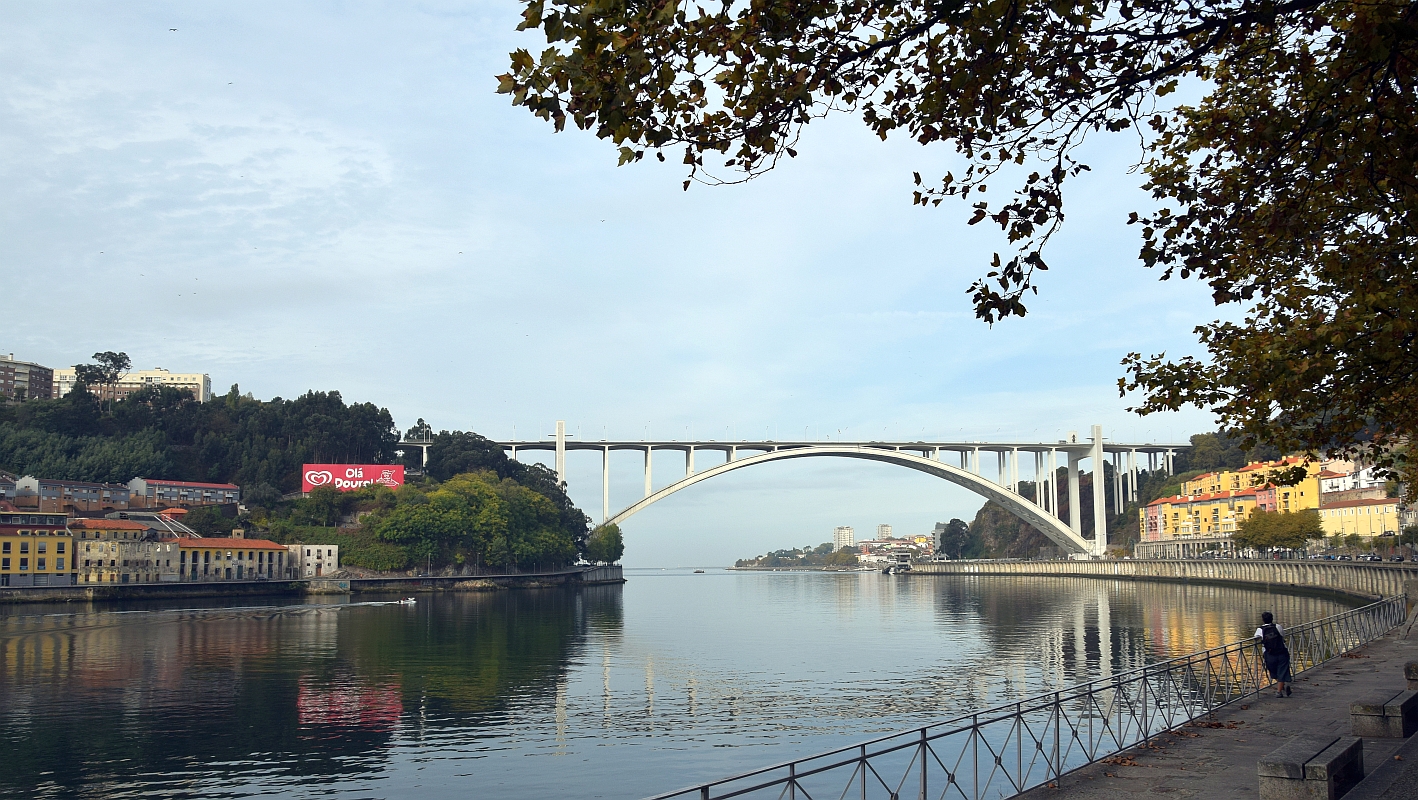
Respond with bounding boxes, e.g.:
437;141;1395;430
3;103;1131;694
481;423;1185;557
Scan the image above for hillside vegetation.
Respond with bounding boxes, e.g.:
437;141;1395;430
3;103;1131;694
0;386;596;571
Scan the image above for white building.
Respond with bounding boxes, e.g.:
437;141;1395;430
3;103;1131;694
833;526;854;550
876;523;892;539
289;544;339;577
53;367;212;402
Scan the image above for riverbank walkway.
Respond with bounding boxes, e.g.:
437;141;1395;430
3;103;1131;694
1018;609;1418;800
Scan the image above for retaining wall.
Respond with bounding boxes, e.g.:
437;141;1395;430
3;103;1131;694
910;559;1418;603
0;565;625;604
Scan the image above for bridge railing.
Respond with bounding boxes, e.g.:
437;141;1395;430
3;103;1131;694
646;595;1408;800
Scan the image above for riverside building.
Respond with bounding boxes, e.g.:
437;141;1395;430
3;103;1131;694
289;544;339;577
10;476;131;513
127;478;240;508
178;537;287;582
0;505;74;586
72;519;181;584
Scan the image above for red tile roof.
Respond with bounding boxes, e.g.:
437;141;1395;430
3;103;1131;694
175;538;286;550
141;479;240;490
1319;497;1398;510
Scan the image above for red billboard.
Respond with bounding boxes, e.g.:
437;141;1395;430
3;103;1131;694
302;464;405;493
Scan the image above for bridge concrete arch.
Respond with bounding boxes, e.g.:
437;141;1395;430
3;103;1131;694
604;446;1092;555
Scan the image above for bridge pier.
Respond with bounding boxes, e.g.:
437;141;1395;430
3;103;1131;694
602;446;609;523
644;447;652;498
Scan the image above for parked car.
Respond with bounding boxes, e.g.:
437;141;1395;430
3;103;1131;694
1391;555;1407;562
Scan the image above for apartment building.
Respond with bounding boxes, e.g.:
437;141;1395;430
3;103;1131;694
10;477;131;512
53;367;212;402
0;505;74;586
0;354;53;401
127;478;240;508
1319;497;1401;539
832;526;855;551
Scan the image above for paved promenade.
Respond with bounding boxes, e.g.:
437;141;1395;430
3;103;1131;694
1018;609;1418;800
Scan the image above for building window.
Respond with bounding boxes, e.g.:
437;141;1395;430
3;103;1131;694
1;542;8;554
19;558;28;571
56;558;64;570
19;542;28;554
37;542;46;554
1;558;7;570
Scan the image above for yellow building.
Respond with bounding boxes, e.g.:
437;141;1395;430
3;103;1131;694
178;537;289;582
1182;458;1321;512
0;507;75;586
1319;497;1400;539
1138;489;1262;557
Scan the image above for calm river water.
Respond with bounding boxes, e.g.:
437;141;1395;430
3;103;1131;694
0;569;1355;799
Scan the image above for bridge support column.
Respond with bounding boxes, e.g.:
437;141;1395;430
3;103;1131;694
602;446;609;523
1113;452;1124;515
643;447;653;498
1011;448;1019;493
1092;425;1108;556
555;420;566;485
686;447;695;477
1067;453;1082;537
972;447;980;475
1128;449;1138;505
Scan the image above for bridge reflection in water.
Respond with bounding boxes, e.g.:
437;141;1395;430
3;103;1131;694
0;573;1357;799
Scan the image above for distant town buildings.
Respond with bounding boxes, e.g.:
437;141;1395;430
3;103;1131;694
0;354;53;401
832;526;855;551
1136;457;1405;558
876;524;892;539
53;366;213;403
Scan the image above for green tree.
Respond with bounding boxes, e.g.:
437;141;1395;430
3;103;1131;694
586;523;625;564
1343;533;1365;551
501;0;1418;489
1401;525;1418;547
1234;509;1323;551
936;519;972;559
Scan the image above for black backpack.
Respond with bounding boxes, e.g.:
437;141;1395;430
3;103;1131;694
1260;623;1287;655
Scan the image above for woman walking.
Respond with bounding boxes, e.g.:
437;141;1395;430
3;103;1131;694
1255;611;1292;697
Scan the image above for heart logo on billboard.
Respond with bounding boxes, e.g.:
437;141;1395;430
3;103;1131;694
306;470;334;487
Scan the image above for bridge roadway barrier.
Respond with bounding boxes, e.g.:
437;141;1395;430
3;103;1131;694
909;559;1418;604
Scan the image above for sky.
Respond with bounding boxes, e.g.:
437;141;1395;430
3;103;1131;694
1;2;1220;566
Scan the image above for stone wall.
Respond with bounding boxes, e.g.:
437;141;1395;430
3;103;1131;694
910;559;1418;603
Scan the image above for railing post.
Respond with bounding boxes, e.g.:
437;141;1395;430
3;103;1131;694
700;788;709;800
1053;692;1061;782
788;762;795;800
861;744;868;800
921;728;928;800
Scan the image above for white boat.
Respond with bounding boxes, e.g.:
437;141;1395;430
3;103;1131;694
398;597;417;605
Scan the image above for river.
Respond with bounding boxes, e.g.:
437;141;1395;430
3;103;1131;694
0;569;1355;799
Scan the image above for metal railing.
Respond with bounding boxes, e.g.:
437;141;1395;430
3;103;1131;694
647;596;1408;800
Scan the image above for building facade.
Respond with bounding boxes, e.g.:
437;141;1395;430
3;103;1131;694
53;367;212;403
288;544;339;577
0;354;54;401
127;478;240;508
876;524;892;539
178;538;287;581
72;520;181;584
11;477;131;512
0;506;74;586
1319;497;1400;539
833;526;854;551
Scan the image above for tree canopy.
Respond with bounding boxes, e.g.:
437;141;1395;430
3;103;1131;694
500;0;1418;486
1233;508;1323;550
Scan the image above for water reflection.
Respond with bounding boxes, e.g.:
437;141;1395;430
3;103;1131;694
0;573;1352;800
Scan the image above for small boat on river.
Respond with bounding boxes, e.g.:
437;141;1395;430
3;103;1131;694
399;597;417;605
